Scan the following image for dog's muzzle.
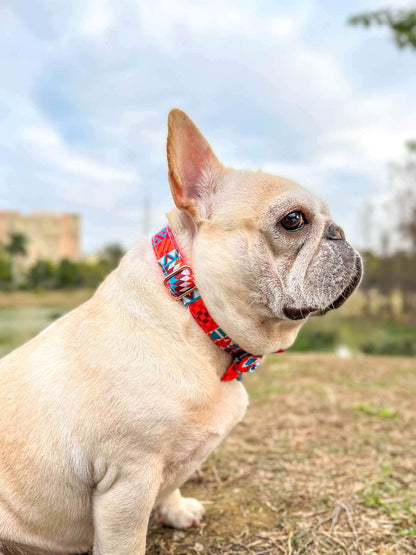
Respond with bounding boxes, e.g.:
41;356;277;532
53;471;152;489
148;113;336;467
283;255;363;321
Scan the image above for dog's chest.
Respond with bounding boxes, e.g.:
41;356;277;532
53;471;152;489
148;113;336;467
162;381;249;479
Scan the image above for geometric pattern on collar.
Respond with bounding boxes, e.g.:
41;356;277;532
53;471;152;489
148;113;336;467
152;225;283;382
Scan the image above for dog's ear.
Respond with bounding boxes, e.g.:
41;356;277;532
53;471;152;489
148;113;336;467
167;109;223;222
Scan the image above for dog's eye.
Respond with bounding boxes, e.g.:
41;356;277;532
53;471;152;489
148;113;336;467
280;211;305;231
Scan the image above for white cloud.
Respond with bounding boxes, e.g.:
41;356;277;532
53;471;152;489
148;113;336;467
0;0;414;251
22;125;135;183
78;0;114;38
136;0;300;51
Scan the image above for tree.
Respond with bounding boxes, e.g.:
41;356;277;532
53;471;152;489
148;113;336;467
6;232;28;290
27;260;57;289
100;243;125;267
56;259;83;288
350;4;416;315
401;205;416;257
0;248;11;288
349;8;416;50
390;146;416;256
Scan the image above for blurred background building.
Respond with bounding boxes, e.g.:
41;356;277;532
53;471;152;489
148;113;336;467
0;210;81;266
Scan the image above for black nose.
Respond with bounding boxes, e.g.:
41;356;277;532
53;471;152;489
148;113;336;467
326;223;345;241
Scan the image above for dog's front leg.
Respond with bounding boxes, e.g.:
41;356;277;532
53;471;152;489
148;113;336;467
156;380;249;529
92;469;160;555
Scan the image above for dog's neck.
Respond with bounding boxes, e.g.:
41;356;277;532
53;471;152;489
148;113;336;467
166;209;195;263
152;216;271;381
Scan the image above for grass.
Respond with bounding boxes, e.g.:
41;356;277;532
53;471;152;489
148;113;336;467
0;291;415;552
0;290;92;357
146;353;416;554
0;289;92;308
291;312;416;356
0;306;68;358
355;404;398;419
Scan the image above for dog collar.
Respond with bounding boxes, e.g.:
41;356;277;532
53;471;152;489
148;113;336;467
152;226;283;382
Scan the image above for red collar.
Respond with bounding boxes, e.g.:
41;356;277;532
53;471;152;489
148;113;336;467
152;226;283;381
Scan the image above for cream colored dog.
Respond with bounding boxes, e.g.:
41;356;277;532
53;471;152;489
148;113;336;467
0;110;362;554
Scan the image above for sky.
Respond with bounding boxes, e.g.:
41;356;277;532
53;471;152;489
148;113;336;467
0;0;415;253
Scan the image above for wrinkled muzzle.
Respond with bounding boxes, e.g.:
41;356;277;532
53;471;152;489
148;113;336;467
284;242;363;321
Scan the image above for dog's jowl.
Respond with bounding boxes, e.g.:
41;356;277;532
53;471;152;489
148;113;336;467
0;110;362;554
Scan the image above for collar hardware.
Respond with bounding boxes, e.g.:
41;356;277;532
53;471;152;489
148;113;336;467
163;265;197;300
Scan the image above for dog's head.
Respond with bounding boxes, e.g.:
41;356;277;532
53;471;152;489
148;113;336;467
166;109;362;354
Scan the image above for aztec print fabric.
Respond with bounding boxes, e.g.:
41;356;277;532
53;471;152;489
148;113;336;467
152;226;283;381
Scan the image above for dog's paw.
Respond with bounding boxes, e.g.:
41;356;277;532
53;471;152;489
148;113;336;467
156;496;205;529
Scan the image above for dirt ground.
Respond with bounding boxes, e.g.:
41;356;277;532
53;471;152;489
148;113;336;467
146;353;416;554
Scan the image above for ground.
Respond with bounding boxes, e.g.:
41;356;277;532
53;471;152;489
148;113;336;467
146;353;416;554
1;297;414;553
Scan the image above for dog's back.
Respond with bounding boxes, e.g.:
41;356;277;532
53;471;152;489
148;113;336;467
0;236;234;553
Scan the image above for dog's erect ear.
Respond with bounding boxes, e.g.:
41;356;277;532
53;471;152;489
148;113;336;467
167;109;223;222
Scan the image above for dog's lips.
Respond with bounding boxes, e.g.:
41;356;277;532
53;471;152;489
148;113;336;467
284;256;363;321
283;306;319;321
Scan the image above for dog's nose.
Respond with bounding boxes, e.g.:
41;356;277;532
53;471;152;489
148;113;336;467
325;223;345;241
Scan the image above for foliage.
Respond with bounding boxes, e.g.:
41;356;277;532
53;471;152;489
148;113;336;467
406;140;416;153
362;338;416;356
291;310;416;356
349;8;416;50
349;7;416;171
390;153;416;255
24;246;123;290
5;232;28;257
27;260;57;289
0;251;11;285
0;241;124;291
55;260;84;288
361;250;416;296
361;149;416;308
100;243;125;266
290;330;338;352
5;232;28;290
53;258;117;289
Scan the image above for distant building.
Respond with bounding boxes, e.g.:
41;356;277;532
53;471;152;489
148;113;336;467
0;210;81;266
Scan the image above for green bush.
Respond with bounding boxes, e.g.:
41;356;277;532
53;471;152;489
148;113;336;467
21;254;120;290
0;255;11;289
362;340;416;356
56;260;84;288
292;330;339;352
27;260;56;289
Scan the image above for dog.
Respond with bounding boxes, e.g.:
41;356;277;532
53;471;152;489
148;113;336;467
0;109;362;554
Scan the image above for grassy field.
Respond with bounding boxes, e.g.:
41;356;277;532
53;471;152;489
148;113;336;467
0;292;415;553
147;353;416;554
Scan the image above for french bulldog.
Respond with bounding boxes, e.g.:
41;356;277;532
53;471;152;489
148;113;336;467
0;110;362;554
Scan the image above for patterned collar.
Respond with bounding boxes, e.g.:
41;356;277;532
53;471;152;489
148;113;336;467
152;225;283;381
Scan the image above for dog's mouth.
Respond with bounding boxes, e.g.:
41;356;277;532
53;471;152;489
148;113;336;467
283;257;362;321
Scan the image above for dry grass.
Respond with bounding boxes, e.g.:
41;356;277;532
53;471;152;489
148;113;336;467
146;353;416;554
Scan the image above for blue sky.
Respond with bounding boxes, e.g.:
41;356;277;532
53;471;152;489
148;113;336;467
0;0;415;252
